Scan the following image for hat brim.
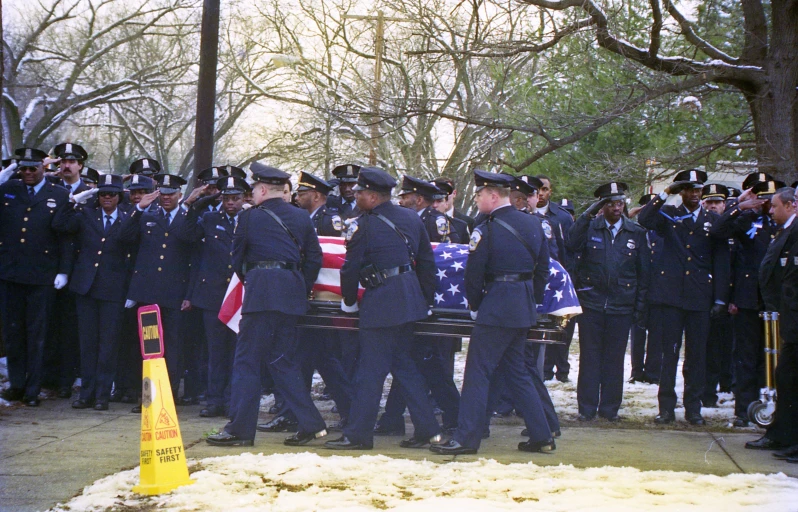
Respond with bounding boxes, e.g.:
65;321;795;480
601;194;627;202
336;177;358;183
221;189;246;195
18;160;42;168
98;186;123;193
702;194;726;200
159;186;180;194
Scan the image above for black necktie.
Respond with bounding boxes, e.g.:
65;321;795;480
104;215;113;233
28;186;35;198
228;215;235;228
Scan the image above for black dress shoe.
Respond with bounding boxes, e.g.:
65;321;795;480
772;445;798;460
200;405;225;418
176;396;199;406
327;419;348;431
1;388;24;401
654;411;675;424
602;415;621;423
686;412;706;426
373;423;405;436
628;373;644;384
120;394;138;404
400;434;443;449
732;416;750;428
324;436;372;450
257;416;299;432
284;429;328;446
131;405;142;413
429;439;477;455
206;431;254;447
556;375;570;383
57;387;72;399
518;438;556;453
72;399;94;409
745;436;784;450
702;401;718;409
577;414;596;422
787;456;798;464
23;396;40;407
94;402;109;411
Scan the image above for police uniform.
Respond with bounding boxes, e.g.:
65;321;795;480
128;157;161;176
710;178;782;425
324;167;442;450
638;169;731;424
119;173;194;398
80;168;100;188
567;182;649;420
432;171;553;455
432;178;471;241
193;166;229;213
328;164;361;219
297;173;345;237
52;174;133;409
208;164;326;447
630;194;664;385
0;148;72;405
398;175;458;243
176;176;251;417
749;199;798;450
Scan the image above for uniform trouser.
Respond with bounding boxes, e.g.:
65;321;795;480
455;324;550;450
203;309;236;408
380;336;461;430
656;305;710;416
764;342;798;446
0;280;56;398
704;314;734;405
338;330;360;380
182;308;207;399
577;308;633;418
344;323;441;447
75;295;124;403
732;309;765;418
156;306;184;398
544;319;575;379
637;306;665;382
44;288;80;390
115;307;142;397
298;329;353;419
225;312;325;440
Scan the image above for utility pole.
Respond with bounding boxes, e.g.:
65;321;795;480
343;11;410;166
192;0;221;179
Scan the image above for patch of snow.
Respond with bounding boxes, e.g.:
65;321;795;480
50;452;798;511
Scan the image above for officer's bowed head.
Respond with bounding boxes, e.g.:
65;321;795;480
752;180;787;200
742;172;775;191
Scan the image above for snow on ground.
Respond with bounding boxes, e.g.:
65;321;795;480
51;452;798;512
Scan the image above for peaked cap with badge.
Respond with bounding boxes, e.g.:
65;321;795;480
154;173;186;194
297;171;334;195
217;176;251;195
751;180;787;199
398;175;444;200
742;172;775;191
53;143;88;161
250;162;290;185
129;158;162;176
14;148;48;168
353;166;396;193
97;173;124;192
126;174;155;191
474;170;514;190
197;166;228;184
332;164;361;183
81;168;100;184
701;183;729;200
593;181;628;200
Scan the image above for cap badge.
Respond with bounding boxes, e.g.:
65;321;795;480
142;159;150;169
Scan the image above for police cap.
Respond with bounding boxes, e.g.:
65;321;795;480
701;183;729;200
742;172;774;191
432;177;454;196
97;173;124;193
727;186;742;198
126;174;155;191
752;180;787;199
507;174;536;196
593;182;629;200
219;165;246;179
559;198;575;213
638;193;658;206
197;166;228;184
53;143;88;161
129;158;161;176
250;162;290;185
399;175;444;200
297;171;333;195
474;170;514;191
154;173;186;194
14;147;48;168
518;175;543;194
332;164;361;183
353;166;396;194
672;169;707;189
81;167;100;184
217;176;251;195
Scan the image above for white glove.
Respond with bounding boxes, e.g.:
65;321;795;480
54;274;68;290
0;163;17;185
470;310;478;320
341;298;359;313
427;309;433;316
241;203;252;210
125;300;137;309
71;188;99;204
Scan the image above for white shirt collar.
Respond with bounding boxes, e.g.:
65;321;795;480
446;206;455;217
29;178;46;195
309;206;322;218
605;218;623;232
538;202;549;215
103;208;119;223
784;214;796;229
64;179;83;193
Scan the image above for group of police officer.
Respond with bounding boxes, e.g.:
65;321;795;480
1;144;796;460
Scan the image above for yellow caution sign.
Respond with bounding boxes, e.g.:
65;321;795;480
133;305;194;495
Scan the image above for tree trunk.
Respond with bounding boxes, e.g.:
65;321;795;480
750;0;798;182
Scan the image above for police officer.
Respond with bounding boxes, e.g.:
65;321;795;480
187;166;228;213
746;186;798;454
711;177;782;426
431;171;553;455
0;148;71;406
628;193;663;385
328;164;361;219
295;171;344;236
81;168;100;189
207;163;327;447
52;143;91;195
177;176;250;417
127;157;161;177
701;184;734;408
52;174;133;410
397;175;459;243
638;169;731;425
432;178;469;242
119;172;194;399
433;177;475;233
324;167;442;450
567;182;649;421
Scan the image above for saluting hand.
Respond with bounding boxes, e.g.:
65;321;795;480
138;190;160;209
183;184;207;207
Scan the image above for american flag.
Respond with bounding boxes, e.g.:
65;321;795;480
219;237;581;332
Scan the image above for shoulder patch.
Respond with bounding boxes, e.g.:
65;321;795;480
331;215;343;232
345;219;359;241
541;219;552;239
469;229;482;252
435;215;449;236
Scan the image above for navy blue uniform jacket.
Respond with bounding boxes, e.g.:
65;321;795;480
340;201;436;329
638;196;731;311
465;204;549;328
232;198;322;316
0;179;72;285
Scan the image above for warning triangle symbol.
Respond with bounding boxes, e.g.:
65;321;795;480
155;408;177;429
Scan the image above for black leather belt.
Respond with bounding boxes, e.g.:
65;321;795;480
360;263;414;289
380;264;414;278
485;272;533;283
247;260;298;271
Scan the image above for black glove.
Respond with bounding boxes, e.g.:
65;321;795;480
190;192;221;211
710;303;727;319
584;198;609;217
667;181;693;195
